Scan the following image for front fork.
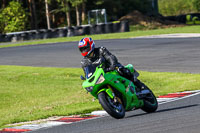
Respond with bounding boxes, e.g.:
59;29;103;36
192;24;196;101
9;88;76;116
98;86;122;104
98;87;114;99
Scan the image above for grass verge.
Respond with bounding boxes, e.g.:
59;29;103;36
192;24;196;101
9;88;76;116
0;25;200;48
0;65;200;128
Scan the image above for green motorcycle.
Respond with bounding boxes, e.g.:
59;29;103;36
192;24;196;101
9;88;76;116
80;64;158;119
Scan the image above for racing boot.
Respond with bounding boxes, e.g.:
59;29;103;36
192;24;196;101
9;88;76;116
130;70;145;91
133;79;145;91
117;66;145;91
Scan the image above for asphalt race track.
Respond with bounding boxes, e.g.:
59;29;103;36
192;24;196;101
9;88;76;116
31;93;200;133
0;37;200;73
1;37;200;133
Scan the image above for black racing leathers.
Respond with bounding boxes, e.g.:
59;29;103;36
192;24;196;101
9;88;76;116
81;47;120;75
81;47;144;90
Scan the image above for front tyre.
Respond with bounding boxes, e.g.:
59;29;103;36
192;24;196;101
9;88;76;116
141;85;158;113
98;91;125;119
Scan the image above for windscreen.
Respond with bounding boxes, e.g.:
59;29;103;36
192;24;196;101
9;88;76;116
84;64;97;79
83;57;105;79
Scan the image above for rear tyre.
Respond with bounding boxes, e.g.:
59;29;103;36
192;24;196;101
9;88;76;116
98;91;125;119
141;84;158;113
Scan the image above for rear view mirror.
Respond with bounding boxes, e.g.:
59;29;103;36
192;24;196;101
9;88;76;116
80;75;86;80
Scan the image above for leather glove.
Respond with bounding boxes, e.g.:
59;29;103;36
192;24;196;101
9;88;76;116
104;67;114;73
116;66;124;75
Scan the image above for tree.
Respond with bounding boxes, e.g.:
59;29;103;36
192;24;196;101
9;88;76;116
70;0;83;26
0;1;28;33
1;0;6;8
193;0;200;12
0;14;4;33
28;0;38;29
81;0;87;24
45;0;51;29
56;0;72;27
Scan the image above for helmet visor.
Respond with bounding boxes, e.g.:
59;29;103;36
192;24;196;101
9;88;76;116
79;42;91;53
79;46;90;53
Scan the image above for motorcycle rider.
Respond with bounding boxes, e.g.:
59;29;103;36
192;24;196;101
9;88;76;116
78;37;144;89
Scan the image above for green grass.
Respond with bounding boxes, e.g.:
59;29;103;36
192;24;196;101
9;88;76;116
0;66;101;128
0;65;200;128
0;25;200;48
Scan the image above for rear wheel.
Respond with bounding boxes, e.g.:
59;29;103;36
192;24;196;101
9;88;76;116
140;83;158;113
98;91;125;119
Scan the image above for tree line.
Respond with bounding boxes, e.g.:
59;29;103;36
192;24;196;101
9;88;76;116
0;0;153;34
158;0;200;16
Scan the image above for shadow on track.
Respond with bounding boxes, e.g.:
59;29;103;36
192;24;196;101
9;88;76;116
156;104;199;113
125;104;199;119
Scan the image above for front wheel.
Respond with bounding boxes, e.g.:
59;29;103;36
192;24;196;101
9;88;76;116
98;91;125;119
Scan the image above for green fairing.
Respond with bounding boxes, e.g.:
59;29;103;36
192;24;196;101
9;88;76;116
82;64;144;111
104;73;143;110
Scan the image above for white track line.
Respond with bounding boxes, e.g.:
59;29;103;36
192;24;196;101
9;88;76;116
159;91;200;105
3;90;200;132
131;33;200;39
92;90;200;115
